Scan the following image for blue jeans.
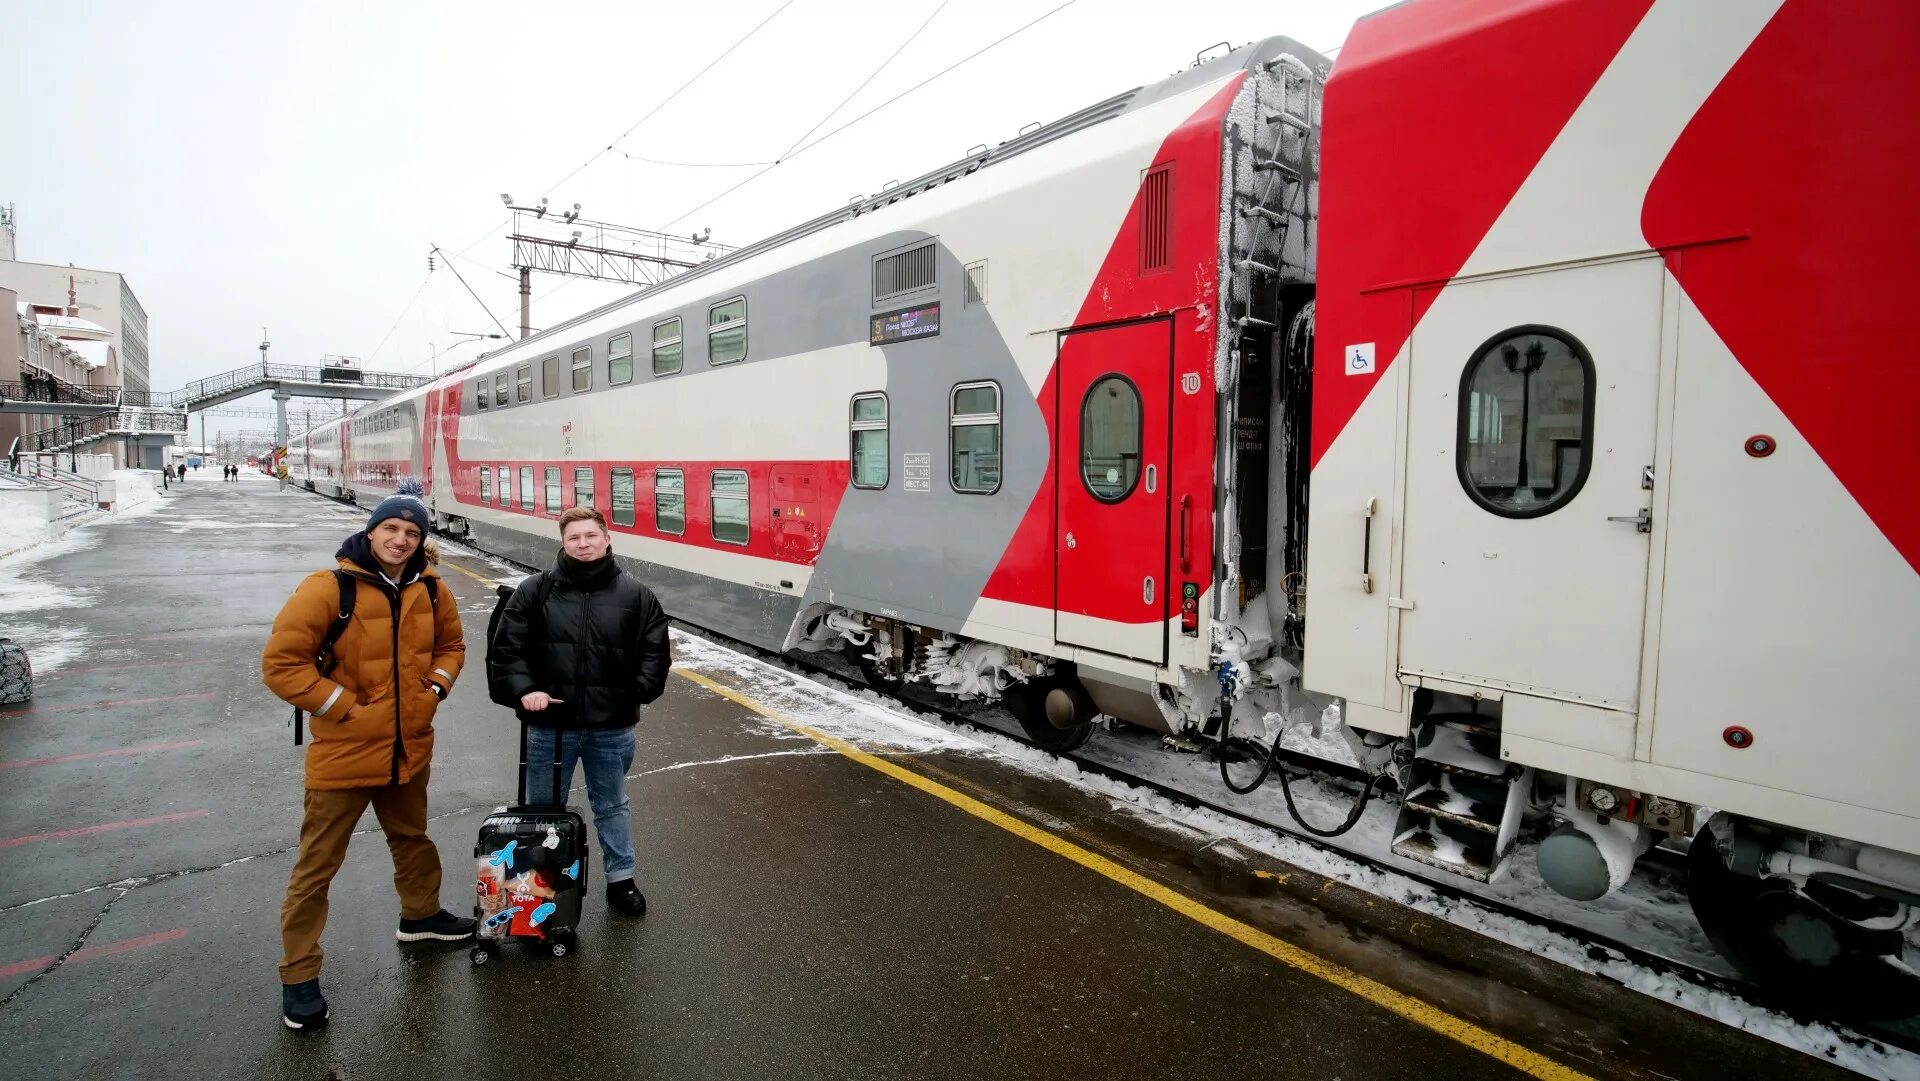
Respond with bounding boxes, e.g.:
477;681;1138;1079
524;726;637;884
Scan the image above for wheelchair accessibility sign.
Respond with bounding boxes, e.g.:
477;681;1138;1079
1345;342;1376;376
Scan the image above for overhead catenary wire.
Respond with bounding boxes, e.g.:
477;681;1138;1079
432;245;514;340
366;272;437;364
451;0;800;262
661;0;1082;231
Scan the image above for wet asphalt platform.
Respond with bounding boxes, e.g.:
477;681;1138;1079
0;473;1859;1081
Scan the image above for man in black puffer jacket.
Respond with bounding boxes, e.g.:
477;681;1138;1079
489;506;671;917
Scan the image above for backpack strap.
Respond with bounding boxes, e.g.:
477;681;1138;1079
291;571;358;747
423;576;439;610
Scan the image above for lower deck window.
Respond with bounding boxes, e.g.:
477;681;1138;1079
498;464;510;505
519;466;534;510
655;468;685;534
950;381;1002;494
574;467;594;509
544;466;562;514
611;468;635;526
479;466;491;503
711;469;749;545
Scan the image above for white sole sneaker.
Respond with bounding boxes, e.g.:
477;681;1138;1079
282;1010;329;1030
395;928;473;942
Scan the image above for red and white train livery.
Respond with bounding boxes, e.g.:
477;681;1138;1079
289;0;1919;1007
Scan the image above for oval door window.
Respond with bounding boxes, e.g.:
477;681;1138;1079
1457;326;1595;518
1081;374;1142;502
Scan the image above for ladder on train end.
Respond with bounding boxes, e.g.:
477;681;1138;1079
1230;54;1320;338
1389;713;1534;883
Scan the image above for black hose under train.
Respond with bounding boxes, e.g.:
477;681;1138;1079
1218;732;1385;838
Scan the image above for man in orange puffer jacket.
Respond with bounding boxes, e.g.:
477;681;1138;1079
261;479;471;1031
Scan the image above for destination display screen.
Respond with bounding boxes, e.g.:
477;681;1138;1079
870;302;941;345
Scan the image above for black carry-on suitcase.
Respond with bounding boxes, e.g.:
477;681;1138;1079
471;722;588;964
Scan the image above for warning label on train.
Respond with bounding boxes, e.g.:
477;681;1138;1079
903;453;931;491
871;303;941;345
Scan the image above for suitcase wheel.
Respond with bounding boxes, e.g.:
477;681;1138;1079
548;934;575;959
470;944;495;966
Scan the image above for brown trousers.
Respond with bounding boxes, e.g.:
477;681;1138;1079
279;767;442;985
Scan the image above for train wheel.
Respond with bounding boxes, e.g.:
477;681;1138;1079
846;641;904;694
1004;679;1095;754
1687;830;1920;1019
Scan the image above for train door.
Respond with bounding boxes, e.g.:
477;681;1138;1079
1397;256;1663;710
1054;318;1172;663
770;465;821;561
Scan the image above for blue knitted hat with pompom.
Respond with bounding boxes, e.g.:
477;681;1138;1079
365;476;431;535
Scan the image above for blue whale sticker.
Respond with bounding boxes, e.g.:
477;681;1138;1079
529;902;557;926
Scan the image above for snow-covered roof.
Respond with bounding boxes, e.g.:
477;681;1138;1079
67;340;112;369
34;313;111;339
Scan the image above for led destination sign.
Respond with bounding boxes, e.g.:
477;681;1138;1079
870;302;941;345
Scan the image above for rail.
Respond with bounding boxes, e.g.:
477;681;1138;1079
0;379;122;407
5;457;101;508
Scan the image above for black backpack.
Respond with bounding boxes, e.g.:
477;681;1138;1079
290;570;438;745
485;574;553;709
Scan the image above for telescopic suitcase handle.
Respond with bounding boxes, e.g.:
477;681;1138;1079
516;719;565;808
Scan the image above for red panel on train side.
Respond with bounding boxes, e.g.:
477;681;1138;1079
981;77;1240;616
1642;0;1920;573
1309;0;1654;467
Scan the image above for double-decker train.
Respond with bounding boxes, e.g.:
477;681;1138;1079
290;0;1919;1010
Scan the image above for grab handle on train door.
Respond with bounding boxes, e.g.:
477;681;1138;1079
1360;497;1376;594
1179;495;1192;574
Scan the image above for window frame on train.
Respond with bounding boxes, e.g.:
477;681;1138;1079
515;365;531;403
1080;373;1144;503
498;463;511;505
710;468;750;545
654;467;686;534
608;333;634;386
610;467;636;527
542;355;561;398
476;379;489;410
949;380;1002;495
574;466;594;509
479;465;491;503
708;297;747;366
544;466;562;514
494;372;508;407
570;346;592;393
518;465;535;509
850;392;889;490
653;318;683;376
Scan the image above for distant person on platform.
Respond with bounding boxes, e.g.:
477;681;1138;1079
261;477;471;1031
488;505;671;920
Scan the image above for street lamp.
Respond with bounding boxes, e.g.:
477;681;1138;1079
1502;339;1547;503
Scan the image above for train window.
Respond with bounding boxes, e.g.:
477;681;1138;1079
544;466;562;514
610;468;635;527
495;372;508;407
653;318;683;376
571;347;591;393
608;333;633;386
479;466;491;503
711;469;749;545
1457;327;1594;519
1080;375;1142;502
950;381;1001;494
515;366;531;403
498;464;510;505
874;241;936;304
574;467;594;509
850;393;888;489
542;356;560;398
654;468;685;534
519;466;534;509
708;298;746;365
476;379;489;410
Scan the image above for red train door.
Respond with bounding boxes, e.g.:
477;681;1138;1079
1054;318;1172;662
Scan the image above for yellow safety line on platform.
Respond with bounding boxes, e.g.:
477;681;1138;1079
672;665;1594;1081
438;558;499;587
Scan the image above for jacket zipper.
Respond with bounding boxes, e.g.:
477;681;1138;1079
388;584;405;785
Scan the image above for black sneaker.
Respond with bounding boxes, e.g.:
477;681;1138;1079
396;909;476;942
607;880;647;918
281;979;329;1030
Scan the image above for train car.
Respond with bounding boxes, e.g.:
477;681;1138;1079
297;0;1918;1009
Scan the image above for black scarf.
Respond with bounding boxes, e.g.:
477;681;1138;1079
556;550;619;592
338;531;425;586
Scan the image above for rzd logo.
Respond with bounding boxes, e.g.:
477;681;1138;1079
1181;372;1202;395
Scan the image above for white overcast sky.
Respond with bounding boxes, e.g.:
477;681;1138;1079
0;0;1377;434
